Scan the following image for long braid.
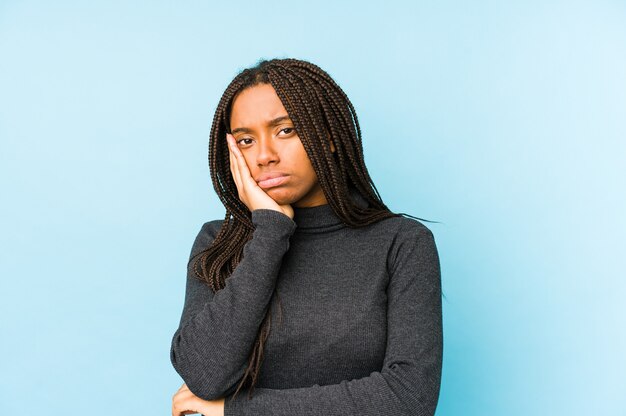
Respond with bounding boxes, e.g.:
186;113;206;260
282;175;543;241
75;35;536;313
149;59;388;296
187;58;439;402
269;67;347;216
291;61;389;207
271;66;359;219
280;61;383;218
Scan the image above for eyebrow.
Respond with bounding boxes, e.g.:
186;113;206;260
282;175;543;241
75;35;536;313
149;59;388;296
231;115;292;135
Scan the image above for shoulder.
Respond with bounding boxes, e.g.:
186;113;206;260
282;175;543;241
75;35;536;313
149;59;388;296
198;219;225;238
378;215;439;273
377;214;435;242
189;219;225;259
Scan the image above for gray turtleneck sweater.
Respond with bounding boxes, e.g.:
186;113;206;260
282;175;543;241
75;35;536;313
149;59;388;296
170;196;443;415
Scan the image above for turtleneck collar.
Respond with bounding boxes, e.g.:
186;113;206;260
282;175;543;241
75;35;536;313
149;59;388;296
292;188;368;233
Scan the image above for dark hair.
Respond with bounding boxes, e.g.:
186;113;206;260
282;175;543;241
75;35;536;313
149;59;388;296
189;57;436;400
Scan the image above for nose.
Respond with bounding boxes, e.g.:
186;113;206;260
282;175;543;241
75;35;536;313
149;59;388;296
256;135;279;167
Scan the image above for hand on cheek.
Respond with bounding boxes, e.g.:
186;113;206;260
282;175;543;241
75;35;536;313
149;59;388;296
226;133;294;219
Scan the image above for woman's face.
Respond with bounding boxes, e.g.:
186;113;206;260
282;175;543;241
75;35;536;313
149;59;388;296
229;83;328;208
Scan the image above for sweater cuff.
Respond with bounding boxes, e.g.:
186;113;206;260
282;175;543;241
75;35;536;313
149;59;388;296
251;209;297;239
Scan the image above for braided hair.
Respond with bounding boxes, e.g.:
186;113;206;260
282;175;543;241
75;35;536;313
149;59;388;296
189;57;429;401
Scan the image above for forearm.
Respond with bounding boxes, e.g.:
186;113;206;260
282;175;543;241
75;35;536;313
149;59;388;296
171;210;296;399
223;357;442;416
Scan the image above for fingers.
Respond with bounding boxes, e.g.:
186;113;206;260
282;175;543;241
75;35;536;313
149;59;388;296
227;134;242;192
173;383;221;416
172;383;195;416
227;132;283;214
172;383;189;401
227;133;254;185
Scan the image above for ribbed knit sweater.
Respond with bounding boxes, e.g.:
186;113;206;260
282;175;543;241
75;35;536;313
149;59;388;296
170;192;443;415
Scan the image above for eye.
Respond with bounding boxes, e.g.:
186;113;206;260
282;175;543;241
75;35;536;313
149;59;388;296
279;127;295;136
236;138;253;146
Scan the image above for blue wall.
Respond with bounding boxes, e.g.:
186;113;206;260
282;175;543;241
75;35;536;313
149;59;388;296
1;1;624;414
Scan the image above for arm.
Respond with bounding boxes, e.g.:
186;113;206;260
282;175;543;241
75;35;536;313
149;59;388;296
223;225;443;416
170;209;297;400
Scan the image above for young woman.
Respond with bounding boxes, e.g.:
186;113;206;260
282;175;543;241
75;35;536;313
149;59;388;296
170;58;443;416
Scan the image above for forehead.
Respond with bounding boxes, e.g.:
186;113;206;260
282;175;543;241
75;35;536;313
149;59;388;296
230;83;289;127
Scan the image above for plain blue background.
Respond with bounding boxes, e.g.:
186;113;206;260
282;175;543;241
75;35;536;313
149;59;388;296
1;1;625;414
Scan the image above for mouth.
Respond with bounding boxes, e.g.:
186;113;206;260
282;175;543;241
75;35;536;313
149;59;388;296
257;175;289;189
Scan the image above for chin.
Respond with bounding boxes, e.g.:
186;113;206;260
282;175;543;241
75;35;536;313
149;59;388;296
265;187;300;205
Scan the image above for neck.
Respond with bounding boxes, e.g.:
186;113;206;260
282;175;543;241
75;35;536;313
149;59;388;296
292;188;368;233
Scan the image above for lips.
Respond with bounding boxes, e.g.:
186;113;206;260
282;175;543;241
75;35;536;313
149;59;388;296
256;172;288;182
256;173;289;189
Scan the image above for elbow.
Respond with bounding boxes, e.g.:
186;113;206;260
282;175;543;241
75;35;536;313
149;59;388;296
170;336;242;400
399;375;441;416
414;380;441;416
171;350;238;400
384;360;442;416
413;364;443;416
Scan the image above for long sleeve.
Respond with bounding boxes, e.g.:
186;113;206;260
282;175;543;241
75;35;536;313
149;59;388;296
170;209;297;400
223;225;443;416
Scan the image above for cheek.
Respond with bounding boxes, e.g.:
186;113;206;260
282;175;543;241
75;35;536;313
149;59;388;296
289;145;314;171
298;154;317;180
237;152;254;171
284;138;308;158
